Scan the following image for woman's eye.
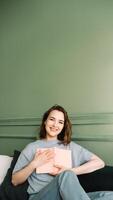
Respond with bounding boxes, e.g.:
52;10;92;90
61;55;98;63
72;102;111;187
59;121;64;125
50;118;54;121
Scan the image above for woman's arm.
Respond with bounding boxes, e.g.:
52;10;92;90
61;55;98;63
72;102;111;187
71;154;105;175
12;149;54;186
51;154;105;176
12;161;35;186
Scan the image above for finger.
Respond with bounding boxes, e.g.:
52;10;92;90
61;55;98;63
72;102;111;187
45;150;55;156
49;171;57;176
45;152;55;160
37;150;42;155
54;164;63;169
44;148;53;153
44;159;53;164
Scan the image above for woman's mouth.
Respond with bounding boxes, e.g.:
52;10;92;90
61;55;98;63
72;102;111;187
50;127;58;132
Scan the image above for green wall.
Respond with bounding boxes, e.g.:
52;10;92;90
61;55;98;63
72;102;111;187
1;0;113;116
0;0;113;164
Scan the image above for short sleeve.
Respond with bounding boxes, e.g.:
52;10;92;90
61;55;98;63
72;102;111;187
13;143;35;173
70;142;94;167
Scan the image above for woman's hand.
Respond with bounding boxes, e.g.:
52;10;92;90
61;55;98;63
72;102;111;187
50;164;70;176
32;149;55;169
12;149;55;186
71;155;105;175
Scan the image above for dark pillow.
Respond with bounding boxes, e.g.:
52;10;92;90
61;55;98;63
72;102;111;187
78;166;113;192
0;150;29;200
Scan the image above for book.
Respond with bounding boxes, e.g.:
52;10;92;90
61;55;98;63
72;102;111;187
36;147;72;174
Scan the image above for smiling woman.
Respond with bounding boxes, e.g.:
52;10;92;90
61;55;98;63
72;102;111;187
39;105;72;145
44;110;65;140
11;105;105;200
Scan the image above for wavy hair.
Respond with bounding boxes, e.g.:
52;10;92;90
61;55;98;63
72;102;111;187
39;105;72;144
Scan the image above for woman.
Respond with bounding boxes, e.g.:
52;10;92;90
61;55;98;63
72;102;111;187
12;105;105;200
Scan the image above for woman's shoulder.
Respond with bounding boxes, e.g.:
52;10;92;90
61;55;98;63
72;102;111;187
69;141;83;150
23;140;42;152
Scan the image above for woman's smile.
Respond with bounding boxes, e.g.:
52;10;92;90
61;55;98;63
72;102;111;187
45;110;64;140
50;127;59;131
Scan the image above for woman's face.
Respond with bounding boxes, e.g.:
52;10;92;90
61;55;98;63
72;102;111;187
45;110;65;140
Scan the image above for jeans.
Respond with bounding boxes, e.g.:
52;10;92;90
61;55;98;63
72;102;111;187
29;170;90;200
88;191;113;200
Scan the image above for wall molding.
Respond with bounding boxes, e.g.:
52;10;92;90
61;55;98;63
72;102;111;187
0;117;41;126
0;112;113;126
0;113;113;141
0;133;113;142
70;112;113;125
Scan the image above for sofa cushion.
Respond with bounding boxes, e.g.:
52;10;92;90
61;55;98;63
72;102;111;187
0;150;28;200
78;166;113;192
0;155;13;184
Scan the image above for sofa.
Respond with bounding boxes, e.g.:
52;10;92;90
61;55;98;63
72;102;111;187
1;150;113;200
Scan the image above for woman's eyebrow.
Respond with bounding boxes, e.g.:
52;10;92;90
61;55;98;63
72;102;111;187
49;116;64;122
59;120;64;123
49;116;55;119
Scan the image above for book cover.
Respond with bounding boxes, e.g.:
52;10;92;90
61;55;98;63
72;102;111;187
36;147;72;174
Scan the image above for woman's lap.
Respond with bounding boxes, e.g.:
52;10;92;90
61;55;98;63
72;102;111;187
29;174;62;200
29;170;90;200
29;170;113;200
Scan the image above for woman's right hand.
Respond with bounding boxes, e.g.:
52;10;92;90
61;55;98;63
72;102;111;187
12;150;54;186
32;149;55;169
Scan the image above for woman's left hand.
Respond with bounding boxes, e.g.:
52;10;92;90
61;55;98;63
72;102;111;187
50;165;69;176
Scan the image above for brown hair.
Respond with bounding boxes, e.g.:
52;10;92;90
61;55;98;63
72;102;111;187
39;105;72;144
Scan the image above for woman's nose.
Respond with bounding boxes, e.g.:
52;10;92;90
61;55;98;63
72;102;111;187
53;121;58;127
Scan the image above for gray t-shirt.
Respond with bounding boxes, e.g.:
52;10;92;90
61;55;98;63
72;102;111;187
13;139;93;194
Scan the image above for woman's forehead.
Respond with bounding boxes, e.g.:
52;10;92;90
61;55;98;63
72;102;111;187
48;110;64;120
